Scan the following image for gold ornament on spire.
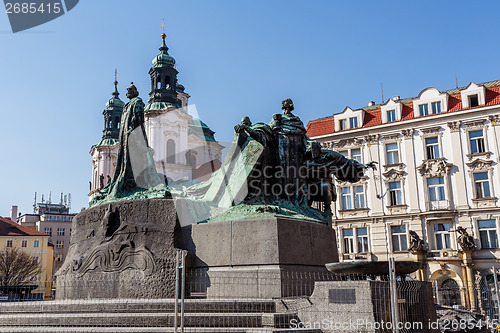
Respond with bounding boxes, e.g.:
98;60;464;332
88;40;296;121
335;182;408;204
161;19;166;40
114;69;118;86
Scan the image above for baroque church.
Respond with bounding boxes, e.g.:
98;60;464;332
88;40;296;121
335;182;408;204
89;31;223;200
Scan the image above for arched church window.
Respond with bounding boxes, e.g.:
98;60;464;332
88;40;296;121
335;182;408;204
167;139;176;164
115;117;120;129
165;76;171;89
156;78;161;90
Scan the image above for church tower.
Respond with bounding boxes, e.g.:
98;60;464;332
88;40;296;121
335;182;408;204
103;72;124;140
89;74;124;199
147;25;180;108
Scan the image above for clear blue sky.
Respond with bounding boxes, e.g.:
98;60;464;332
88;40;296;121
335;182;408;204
1;0;500;216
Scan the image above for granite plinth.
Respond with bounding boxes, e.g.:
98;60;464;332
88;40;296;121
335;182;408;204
181;218;339;298
56;199;181;299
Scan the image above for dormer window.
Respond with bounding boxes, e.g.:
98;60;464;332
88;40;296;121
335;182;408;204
461;82;485;108
413;88;448;118
381;98;402;123
334;107;364;131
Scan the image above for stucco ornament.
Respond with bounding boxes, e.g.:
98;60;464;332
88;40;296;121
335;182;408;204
417;158;453;178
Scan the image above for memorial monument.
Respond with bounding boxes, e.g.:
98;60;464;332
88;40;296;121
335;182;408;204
57;93;376;299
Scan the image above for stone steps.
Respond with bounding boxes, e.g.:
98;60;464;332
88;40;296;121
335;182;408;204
0;299;277;314
0;312;297;328
0;328;321;333
0;299;310;331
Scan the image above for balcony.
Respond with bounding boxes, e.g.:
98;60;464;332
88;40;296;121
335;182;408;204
426;200;451;211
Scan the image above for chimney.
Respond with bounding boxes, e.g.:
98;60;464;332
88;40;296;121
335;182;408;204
10;206;18;222
393;96;400;101
368;101;375;107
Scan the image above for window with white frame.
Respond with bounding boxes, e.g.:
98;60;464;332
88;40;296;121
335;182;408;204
385;142;399;165
427;177;446;203
338;148;362;163
388;181;403;206
354;185;365;209
431;101;441;114
44;227;52;235
425;137;440;159
339;119;347;131
33;240;40;248
391;225;407;252
56;240;64;249
469;129;486;154
349;117;358;129
340;185;366;210
57;228;65;236
419;104;429;116
351;149;362;163
478;219;498;249
341;188;352;210
343;229;354;253
6;240;13;248
21;240;27;248
434;223;451;250
474;172;492;198
357;227;369;253
55;254;64;262
387;109;396;122
343;228;369;254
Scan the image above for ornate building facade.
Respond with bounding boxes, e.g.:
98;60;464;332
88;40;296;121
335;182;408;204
307;80;500;312
89;32;223;199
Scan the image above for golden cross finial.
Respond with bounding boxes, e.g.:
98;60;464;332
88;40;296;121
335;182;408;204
161;19;166;39
114;69;118;86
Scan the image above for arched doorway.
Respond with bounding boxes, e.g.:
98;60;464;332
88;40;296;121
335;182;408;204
439;279;461;307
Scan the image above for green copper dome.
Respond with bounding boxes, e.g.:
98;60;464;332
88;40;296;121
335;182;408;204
152;37;176;68
105;84;125;110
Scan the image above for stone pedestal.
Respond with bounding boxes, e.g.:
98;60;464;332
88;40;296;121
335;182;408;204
181;217;339;298
297;280;438;333
56;199;181;299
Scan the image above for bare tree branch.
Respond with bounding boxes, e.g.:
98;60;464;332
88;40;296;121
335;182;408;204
0;248;41;286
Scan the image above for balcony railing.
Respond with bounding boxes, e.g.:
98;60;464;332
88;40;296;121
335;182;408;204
426;200;451;211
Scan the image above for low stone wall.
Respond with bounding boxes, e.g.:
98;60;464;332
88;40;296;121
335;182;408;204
296;280;439;333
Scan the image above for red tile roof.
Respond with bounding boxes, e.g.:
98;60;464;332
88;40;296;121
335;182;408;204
0;216;49;237
306;116;335;137
306;81;500;138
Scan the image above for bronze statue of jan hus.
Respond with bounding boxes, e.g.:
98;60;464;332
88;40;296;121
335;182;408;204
89;83;167;207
